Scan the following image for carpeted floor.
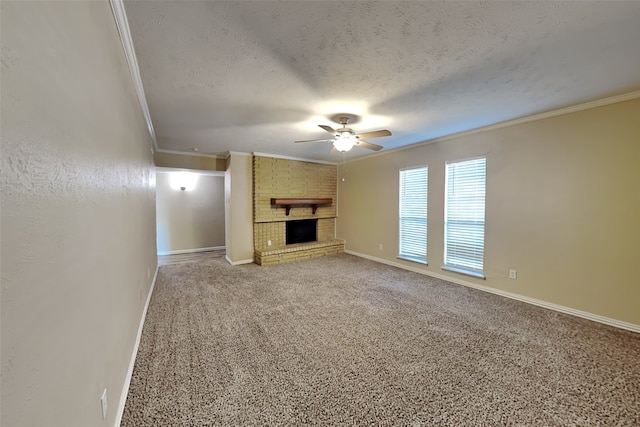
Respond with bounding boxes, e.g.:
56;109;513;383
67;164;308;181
121;252;640;426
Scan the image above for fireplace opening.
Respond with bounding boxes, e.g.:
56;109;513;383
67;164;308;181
286;219;317;245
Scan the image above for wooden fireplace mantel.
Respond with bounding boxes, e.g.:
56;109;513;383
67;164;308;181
270;198;332;216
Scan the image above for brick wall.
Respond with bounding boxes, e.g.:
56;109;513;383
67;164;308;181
253;155;337;250
254;156;337;222
317;218;336;242
254;221;285;249
255;240;345;266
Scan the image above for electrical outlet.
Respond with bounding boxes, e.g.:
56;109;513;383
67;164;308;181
100;388;108;420
267;240;272;247
509;269;517;279
379;243;383;251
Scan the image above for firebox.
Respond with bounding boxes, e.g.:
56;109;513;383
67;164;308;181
286;219;317;245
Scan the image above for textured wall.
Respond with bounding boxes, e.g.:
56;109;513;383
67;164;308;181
156;172;225;253
337;98;640;326
253;156;337;250
1;2;157;426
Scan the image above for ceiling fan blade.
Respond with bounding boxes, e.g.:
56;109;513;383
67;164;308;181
318;124;337;134
356;140;383;151
355;129;392;139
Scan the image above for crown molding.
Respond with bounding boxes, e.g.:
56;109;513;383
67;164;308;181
155;167;225;177
252;152;337;165
109;0;157;153
155;148;219;159
348;90;640;164
225;151;253;159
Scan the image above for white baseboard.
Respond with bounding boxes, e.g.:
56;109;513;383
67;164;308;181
345;250;640;334
225;255;254;265
114;264;159;427
157;246;225;256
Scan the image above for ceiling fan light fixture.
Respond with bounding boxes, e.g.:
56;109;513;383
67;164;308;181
295;116;389;153
333;133;356;152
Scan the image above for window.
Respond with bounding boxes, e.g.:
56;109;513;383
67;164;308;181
444;157;486;278
399;166;428;264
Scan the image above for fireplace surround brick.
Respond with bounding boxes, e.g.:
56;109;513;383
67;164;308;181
253;155;341;265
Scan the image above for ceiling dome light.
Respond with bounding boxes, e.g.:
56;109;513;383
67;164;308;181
333;133;356;152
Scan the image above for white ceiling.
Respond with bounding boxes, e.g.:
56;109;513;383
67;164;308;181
123;1;640;162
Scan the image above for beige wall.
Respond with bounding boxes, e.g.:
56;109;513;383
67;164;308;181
253;156;338;249
154;150;226;171
156;172;225;253
225;153;254;264
337;98;640;326
1;2;157;426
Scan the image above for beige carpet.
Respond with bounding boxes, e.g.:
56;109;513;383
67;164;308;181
121;253;640;426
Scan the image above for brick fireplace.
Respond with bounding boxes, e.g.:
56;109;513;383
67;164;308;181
253;155;344;265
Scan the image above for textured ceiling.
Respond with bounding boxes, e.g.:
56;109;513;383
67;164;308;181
124;1;640;162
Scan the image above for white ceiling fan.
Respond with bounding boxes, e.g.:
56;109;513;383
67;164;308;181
295;116;391;152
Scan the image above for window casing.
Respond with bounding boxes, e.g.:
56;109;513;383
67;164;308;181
444;157;486;278
399;166;428;264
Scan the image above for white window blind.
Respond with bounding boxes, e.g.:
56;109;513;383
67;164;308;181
444;158;486;277
399;166;428;263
